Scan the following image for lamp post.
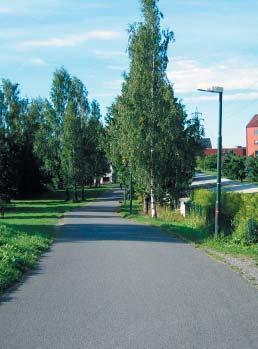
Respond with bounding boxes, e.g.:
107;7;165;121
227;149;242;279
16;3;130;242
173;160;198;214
197;86;223;237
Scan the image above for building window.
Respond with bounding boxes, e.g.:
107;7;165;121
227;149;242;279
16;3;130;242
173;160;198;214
255;130;258;135
256;151;258;157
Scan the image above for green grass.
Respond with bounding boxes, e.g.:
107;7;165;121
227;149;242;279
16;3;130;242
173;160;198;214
0;185;110;293
119;201;258;262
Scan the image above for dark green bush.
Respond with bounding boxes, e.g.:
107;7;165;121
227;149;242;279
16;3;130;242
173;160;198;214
222;154;246;181
197;155;217;171
245;157;258;182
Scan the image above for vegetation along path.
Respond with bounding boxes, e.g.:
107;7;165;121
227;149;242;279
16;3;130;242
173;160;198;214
0;189;258;349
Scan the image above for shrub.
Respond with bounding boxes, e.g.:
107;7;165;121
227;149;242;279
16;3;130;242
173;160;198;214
191;189;215;208
222;154;246;181
221;192;242;216
197;155;217;171
190;189;255;241
232;193;258;243
245;157;258;182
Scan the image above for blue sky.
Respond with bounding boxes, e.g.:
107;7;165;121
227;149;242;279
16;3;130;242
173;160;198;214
1;0;258;147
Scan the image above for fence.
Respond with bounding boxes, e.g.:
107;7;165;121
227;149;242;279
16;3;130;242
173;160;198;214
185;202;234;234
247;219;258;243
185;202;258;241
185;202;213;228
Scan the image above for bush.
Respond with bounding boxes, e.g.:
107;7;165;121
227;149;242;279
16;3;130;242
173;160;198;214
190;189;257;241
245;157;258;182
221;192;242;219
197;155;217;172
222;154;246;181
232;194;258;243
191;189;215;208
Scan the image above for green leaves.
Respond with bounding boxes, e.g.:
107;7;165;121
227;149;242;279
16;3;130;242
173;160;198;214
0;68;109;200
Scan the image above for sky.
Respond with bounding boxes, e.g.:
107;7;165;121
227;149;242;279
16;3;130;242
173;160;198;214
1;0;258;147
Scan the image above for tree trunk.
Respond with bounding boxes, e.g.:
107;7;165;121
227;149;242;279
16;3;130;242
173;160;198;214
150;169;157;218
74;183;78;202
124;188;127;204
150;50;157;219
143;195;149;215
65;188;70;201
81;185;85;201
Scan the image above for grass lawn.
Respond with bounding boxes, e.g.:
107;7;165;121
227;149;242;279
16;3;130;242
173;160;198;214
0;186;110;293
119;201;258;263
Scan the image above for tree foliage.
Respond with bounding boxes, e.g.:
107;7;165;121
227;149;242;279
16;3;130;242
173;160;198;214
0;69;109;202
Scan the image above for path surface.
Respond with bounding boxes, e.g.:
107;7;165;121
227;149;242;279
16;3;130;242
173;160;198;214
0;189;258;349
192;172;258;193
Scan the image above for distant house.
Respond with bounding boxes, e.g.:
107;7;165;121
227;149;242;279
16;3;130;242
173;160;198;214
246;114;258;157
200;138;212;149
100;165;114;184
204;146;246;157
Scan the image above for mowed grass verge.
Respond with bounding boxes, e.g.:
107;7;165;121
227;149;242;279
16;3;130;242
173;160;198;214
119;201;258;262
0;186;110;293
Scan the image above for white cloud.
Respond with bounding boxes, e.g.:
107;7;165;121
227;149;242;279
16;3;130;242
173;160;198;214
82;3;111;9
93;92;116;98
103;79;123;90
0;7;13;13
168;58;258;93
30;58;47;66
23;31;123;48
108;65;127;71
92;50;126;59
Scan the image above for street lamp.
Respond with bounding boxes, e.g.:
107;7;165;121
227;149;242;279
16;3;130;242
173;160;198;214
197;86;224;237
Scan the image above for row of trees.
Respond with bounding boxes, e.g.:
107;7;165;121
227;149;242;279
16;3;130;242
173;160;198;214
197;154;258;182
106;0;203;217
0;68;108;202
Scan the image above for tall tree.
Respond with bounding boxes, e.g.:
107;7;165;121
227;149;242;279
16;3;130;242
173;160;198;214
107;0;203;215
0;80;28;200
61;101;84;200
87;100;109;187
33;99;62;189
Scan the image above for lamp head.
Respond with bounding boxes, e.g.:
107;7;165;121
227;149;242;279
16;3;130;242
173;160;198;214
198;86;223;93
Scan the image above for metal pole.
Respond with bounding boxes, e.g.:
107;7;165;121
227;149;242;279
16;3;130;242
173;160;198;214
130;173;133;215
215;92;223;237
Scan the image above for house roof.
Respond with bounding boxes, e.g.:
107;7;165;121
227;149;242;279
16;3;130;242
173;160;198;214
200;138;212;149
247;114;258;128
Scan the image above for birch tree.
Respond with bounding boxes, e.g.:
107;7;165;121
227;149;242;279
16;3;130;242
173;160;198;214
107;0;202;215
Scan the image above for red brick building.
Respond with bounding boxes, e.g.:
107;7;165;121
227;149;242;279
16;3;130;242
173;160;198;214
204;147;246;157
246;115;258;157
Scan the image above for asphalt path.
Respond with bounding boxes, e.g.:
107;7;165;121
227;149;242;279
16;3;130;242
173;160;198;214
0;189;258;349
192;172;258;193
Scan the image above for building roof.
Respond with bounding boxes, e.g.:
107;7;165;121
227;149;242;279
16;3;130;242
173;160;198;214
247;114;258;128
200;138;212;149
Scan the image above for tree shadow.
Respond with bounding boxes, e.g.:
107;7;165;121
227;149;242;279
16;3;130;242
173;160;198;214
0;218;187;304
57;220;184;244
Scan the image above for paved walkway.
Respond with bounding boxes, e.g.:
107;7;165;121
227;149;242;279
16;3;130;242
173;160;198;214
192;172;258;193
0;189;258;349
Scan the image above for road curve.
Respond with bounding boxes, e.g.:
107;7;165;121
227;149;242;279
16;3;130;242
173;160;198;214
0;189;258;349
